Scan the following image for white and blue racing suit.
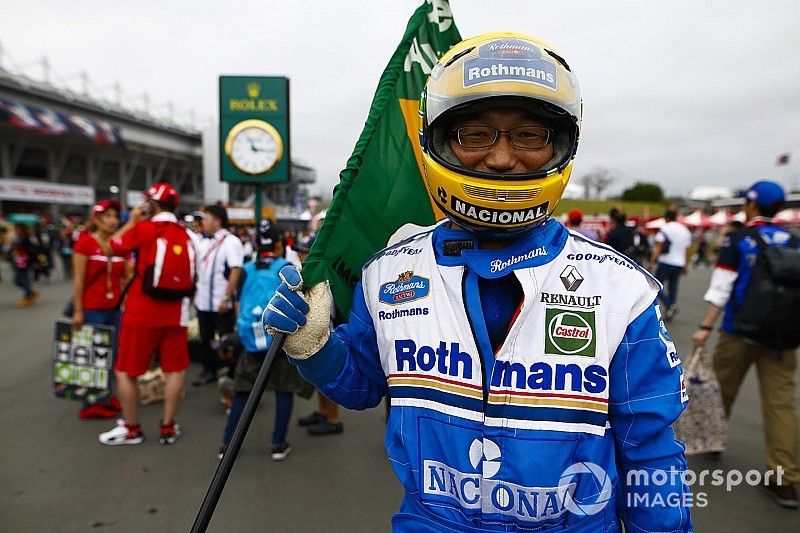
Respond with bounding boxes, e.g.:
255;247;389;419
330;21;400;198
293;218;692;532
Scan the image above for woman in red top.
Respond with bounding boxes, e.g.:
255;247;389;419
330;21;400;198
72;200;132;419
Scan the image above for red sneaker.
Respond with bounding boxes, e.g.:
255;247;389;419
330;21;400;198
159;420;182;445
79;403;118;420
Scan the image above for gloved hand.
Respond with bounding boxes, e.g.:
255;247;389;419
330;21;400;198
262;265;332;360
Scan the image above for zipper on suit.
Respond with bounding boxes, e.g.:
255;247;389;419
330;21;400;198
462;268;488;410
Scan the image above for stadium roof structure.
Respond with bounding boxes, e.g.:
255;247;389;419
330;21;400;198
0;53;201;139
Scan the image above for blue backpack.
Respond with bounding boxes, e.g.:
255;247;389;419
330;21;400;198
237;257;288;353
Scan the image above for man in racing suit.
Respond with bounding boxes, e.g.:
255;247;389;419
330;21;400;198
264;32;692;532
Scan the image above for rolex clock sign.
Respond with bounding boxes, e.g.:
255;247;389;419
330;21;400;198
219;76;290;183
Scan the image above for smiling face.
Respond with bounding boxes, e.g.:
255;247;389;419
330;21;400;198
448;108;555;174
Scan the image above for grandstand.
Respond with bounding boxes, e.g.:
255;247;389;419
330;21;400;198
0;51;315;221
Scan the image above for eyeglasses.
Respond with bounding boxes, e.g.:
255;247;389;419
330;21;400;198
450;126;552;150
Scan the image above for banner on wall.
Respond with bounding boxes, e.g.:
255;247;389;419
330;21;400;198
0;178;95;205
0;97;125;147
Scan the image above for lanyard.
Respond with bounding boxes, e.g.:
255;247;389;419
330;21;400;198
92;233;116;300
203;231;228;269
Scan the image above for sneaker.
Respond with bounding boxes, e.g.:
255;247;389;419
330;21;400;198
14;298;33;308
298;411;327;427
192;371;216;387
665;305;679;322
217;445;226;460
270;442;293;461
764;481;799;509
99;420;144;445
29;290;39;302
307;420;344;436
159;420;182;445
79;403;118;420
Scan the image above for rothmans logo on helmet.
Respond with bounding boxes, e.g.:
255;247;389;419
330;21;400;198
463;39;557;90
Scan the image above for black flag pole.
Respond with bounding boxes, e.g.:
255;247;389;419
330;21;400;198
190;332;287;533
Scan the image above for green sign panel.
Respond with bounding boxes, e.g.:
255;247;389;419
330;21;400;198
219;76;290;183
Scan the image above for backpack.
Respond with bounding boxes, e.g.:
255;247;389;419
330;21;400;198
141;221;196;300
237;257;288;352
733;228;800;349
658;229;672;255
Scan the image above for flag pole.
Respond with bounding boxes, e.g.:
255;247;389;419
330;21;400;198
190;332;287;533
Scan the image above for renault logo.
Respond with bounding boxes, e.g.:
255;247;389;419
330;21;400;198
560;265;584;292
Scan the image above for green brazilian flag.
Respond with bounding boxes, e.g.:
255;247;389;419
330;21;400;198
301;0;461;318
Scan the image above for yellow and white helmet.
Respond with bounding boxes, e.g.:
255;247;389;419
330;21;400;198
419;32;582;235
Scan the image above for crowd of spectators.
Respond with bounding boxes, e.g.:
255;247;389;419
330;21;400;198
1;184;328;461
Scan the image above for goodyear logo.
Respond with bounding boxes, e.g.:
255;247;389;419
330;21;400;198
545;308;596;357
463;39;557;90
379;271;430;305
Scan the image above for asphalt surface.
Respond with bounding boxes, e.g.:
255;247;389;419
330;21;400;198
0;261;797;532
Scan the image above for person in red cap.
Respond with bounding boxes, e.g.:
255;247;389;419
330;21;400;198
98;182;196;446
72;199;132;419
564;208;599;241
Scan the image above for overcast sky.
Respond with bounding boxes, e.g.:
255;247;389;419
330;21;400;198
1;0;798;198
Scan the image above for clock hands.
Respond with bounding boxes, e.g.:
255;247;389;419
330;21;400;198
246;136;260;152
245;134;277;154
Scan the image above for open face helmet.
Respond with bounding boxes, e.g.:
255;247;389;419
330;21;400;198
419;32;582;236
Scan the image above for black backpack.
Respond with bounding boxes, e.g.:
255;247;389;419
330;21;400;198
733;228;800;349
658;229;672;255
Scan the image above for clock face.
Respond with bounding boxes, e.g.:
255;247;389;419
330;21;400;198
225;120;283;175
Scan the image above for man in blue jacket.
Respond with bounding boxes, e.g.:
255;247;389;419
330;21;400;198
693;180;799;508
264;32;691;532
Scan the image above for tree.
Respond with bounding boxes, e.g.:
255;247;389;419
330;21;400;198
577;168;615;199
621;182;665;202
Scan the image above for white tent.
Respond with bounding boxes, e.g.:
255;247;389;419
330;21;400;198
688;186;735;201
708;210;730;226
680;209;712;228
775;208;800;224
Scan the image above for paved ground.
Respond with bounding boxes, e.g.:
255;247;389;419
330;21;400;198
0;262;797;532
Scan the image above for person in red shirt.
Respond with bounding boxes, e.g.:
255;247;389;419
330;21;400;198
98;183;194;446
72;199;132;419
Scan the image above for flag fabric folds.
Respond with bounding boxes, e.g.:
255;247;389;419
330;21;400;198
302;0;461;317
